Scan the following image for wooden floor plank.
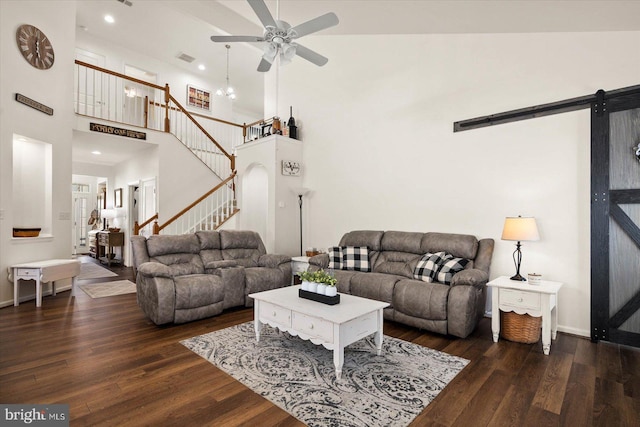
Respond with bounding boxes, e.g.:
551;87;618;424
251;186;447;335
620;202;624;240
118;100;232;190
0;256;638;426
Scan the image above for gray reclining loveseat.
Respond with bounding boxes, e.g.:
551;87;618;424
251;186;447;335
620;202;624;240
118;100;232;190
309;230;494;338
131;230;291;325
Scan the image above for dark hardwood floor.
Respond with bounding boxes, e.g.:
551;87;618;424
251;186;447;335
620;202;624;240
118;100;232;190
1;256;638;426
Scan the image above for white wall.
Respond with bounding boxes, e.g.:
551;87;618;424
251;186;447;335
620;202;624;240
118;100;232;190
0;0;76;306
274;31;640;337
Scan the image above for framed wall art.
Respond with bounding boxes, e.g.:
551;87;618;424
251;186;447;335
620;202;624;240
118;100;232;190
114;188;123;208
187;84;211;111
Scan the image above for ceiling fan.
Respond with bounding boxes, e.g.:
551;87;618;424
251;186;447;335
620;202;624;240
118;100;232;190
210;0;339;72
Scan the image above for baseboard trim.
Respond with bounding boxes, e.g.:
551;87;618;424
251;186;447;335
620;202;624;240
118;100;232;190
0;285;72;308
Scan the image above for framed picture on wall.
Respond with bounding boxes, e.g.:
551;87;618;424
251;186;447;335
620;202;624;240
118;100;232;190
114;188;123;208
187;84;211;111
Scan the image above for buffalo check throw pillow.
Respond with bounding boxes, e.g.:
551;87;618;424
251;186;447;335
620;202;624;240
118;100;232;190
328;246;344;270
414;252;452;282
342;246;371;272
436;257;470;285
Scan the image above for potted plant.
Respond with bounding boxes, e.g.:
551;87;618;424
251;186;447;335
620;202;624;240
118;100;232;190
297;269;337;295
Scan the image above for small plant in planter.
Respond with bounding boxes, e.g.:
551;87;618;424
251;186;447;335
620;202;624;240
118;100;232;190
298;269;337;295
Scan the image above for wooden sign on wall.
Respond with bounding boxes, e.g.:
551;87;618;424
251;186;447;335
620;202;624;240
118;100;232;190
15;93;53;115
89;123;146;140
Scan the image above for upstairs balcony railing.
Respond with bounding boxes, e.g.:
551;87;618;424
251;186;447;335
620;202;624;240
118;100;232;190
74;60;243;178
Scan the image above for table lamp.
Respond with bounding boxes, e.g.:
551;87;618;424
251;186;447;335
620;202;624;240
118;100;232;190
501;216;539;281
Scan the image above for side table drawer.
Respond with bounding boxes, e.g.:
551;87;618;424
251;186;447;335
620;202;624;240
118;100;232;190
259;301;291;328
16;268;38;278
98;233;109;245
500;289;541;310
292;312;334;343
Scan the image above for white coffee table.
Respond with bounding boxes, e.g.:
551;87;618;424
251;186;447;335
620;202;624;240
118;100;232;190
249;286;389;379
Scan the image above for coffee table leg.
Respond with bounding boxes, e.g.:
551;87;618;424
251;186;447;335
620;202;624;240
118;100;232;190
254;301;262;342
334;346;344;380
375;309;384;355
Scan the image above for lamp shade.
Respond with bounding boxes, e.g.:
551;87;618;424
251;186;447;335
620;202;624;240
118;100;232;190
101;209;116;220
501;216;540;241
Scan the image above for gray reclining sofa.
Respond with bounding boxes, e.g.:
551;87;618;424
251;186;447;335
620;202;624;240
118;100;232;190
309;230;494;338
131;230;291;325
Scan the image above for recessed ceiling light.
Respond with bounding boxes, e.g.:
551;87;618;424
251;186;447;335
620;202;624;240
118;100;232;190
91;151;102;155
104;15;115;24
198;64;206;71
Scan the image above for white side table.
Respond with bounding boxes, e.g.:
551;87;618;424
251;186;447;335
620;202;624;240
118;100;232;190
291;256;310;285
9;259;81;307
488;276;563;355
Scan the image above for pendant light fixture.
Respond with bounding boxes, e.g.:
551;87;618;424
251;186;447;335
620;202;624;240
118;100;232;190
216;45;236;100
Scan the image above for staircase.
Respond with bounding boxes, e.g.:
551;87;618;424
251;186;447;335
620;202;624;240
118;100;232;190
74;60;252;235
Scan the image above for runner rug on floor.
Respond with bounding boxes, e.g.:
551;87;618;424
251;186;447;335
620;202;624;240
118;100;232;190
77;262;118;280
79;280;136;298
181;321;469;427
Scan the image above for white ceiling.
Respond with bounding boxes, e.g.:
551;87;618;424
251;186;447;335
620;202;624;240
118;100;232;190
73;0;640;166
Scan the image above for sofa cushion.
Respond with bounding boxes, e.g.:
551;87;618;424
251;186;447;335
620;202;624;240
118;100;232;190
147;234;200;257
220;230;265;267
342;246;371;272
174;274;224;310
244;267;287;299
421;232;479;260
436;257;471;285
393;279;450;321
328;246;343;270
373;251;421;278
414;252;451;283
381;231;424;253
196;231;224;267
349;272;403;305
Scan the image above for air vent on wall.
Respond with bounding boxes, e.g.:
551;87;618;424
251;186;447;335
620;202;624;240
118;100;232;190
177;52;196;63
116;0;133;6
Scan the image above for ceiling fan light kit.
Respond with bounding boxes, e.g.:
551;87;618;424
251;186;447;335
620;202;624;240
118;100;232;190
210;0;338;72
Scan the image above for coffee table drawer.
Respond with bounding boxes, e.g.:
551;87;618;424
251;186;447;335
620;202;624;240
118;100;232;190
292;312;333;343
259;301;291;328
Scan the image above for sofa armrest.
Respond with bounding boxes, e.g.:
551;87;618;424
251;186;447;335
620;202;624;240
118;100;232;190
258;254;291;268
135;273;176;325
450;269;489;289
137;262;173;278
309;254;329;269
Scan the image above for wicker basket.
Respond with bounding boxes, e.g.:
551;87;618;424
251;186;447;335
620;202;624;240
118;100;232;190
500;311;541;344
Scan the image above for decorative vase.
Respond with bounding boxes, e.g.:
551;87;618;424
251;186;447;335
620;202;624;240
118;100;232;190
325;286;337;297
316;283;327;295
301;280;310;291
308;281;318;293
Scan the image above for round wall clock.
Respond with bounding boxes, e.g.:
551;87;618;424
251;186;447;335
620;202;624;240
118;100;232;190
15;24;55;70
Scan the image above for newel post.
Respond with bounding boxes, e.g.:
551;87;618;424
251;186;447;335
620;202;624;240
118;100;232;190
133;221;140;236
164;83;170;133
153;220;160;235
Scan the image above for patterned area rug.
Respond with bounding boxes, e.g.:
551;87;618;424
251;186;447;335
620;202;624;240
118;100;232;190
79;280;136;298
77;262;118;280
181;321;469;427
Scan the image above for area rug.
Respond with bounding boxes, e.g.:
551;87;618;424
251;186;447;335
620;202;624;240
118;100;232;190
77;262;118;280
79;280;136;298
181;321;469;427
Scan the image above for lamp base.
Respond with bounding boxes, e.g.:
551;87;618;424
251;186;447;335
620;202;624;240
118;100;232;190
510;273;526;281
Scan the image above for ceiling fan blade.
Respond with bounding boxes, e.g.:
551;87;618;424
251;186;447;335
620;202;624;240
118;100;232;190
210;35;264;43
248;0;277;29
257;58;273;72
290;12;339;38
293;43;329;67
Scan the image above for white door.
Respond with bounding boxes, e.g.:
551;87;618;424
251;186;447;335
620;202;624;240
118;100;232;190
72;193;89;255
75;48;106;118
139;177;157;236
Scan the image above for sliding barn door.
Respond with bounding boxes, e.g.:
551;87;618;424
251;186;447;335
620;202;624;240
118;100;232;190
591;88;640;347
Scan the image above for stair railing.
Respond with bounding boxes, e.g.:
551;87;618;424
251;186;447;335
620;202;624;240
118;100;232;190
74;60;238;178
151;172;237;235
133;213;158;237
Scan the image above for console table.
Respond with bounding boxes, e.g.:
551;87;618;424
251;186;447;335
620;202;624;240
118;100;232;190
488;276;563;355
9;259;81;307
97;231;124;266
